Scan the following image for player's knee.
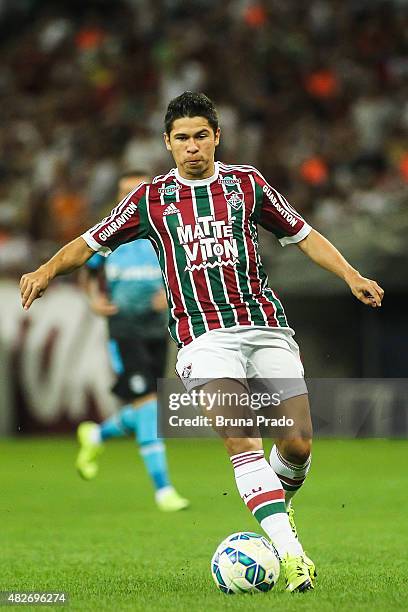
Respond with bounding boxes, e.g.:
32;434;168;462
224;437;262;457
278;438;312;465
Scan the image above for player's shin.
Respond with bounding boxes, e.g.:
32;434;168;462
269;444;311;508
134;398;170;490
231;450;304;559
135;398;189;511
100;404;137;440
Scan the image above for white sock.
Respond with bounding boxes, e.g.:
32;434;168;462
155;485;174;501
269;445;311;508
231;450;303;558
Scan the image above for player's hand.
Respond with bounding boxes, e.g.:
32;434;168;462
20;267;51;310
346;272;384;308
151;288;167;312
89;294;119;317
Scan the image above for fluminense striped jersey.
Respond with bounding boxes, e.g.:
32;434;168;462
82;162;312;347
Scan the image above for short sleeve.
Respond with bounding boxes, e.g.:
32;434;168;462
252;170;312;246
82;183;149;256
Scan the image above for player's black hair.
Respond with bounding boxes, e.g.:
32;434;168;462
164;91;219;135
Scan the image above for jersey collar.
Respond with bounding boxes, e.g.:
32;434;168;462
174;161;219;187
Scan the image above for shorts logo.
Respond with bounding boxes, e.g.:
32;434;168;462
182;363;192;378
225;191;244;210
129;374;147;394
158;184;181;196
218;177;241;186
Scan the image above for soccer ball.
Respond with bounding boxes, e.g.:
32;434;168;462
211;532;280;594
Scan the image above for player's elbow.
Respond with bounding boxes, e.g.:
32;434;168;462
297;228;315;247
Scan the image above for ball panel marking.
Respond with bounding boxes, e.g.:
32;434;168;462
211;531;280;595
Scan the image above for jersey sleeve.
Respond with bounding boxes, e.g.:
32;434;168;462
81;183;149;256
252;170;312;246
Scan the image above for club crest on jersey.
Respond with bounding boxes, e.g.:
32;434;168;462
158;184;182;196
225;191;244;210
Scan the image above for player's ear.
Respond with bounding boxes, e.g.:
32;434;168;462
163;132;172;151
214;127;221;147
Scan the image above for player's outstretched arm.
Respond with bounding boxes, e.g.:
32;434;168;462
20;237;95;311
297;229;384;308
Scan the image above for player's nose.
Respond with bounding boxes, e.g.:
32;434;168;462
186;139;199;152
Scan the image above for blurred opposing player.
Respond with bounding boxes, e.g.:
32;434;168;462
76;171;189;512
20;92;384;592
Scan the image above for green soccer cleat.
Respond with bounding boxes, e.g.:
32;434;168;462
282;553;315;593
76;421;104;480
287;502;298;539
155;487;190;512
286;503;317;583
303;553;317;583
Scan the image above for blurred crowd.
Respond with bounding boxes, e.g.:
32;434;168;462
0;0;407;281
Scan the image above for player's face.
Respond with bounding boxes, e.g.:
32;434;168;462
118;175;149;200
164;116;220;180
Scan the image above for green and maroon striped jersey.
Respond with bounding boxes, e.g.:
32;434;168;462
83;162;312;347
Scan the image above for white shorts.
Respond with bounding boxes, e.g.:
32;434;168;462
176;326;307;400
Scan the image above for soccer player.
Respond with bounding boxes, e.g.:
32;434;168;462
20;92;384;593
76;170;189;512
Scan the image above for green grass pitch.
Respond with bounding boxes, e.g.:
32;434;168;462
1;437;408;611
